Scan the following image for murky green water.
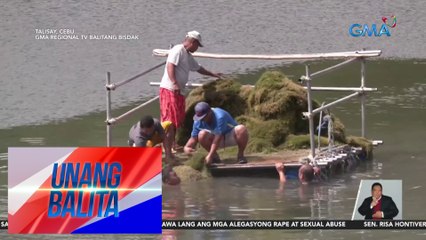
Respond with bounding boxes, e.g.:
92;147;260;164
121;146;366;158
2;59;426;239
1;0;425;128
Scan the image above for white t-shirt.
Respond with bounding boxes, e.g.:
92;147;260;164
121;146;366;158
160;44;201;91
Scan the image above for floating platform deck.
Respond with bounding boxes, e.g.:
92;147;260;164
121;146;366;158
210;162;302;179
208;145;369;180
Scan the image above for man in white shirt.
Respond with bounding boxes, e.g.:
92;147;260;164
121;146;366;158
159;31;222;150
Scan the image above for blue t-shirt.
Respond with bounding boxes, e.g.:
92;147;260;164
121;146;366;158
191;108;238;137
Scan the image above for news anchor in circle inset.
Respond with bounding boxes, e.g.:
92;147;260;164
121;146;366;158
358;182;399;219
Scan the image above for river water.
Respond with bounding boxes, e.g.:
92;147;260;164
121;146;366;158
1;0;426;239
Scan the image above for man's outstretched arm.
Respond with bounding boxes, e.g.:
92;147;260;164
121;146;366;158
197;66;222;78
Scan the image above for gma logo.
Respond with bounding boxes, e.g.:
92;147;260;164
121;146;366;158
349;24;391;37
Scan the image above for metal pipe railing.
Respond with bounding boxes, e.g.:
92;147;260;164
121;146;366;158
317;102;325;151
305;65;316;158
149;82;204;88
106;48;380;149
106;62;166;91
361;58;366;137
303;86;377;92
105;62;166;146
106;72;112;146
107;96;159;125
310;92;361;115
310;58;358;79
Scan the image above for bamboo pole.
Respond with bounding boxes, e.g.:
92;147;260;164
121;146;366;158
150;81;378;92
153;49;381;60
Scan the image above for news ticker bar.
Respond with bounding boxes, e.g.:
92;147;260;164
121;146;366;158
162;220;426;230
2;220;426;230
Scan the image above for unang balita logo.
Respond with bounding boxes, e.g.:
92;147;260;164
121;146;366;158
349;15;397;37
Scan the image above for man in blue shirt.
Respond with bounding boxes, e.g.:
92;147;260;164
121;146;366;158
183;102;249;165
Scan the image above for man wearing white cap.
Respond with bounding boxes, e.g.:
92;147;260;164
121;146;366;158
159;31;222;151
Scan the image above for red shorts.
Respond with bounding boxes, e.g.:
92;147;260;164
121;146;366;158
159;88;185;128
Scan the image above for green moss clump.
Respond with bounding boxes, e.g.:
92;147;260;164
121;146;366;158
236;115;289;153
346;136;373;160
176;70;349;155
330;115;346;143
284;134;330;150
247;71;317;133
239;85;254;103
184;152;206;171
173;165;203;182
186;78;246;116
246;138;276;153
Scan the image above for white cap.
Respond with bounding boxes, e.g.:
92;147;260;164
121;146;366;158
186;31;203;47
